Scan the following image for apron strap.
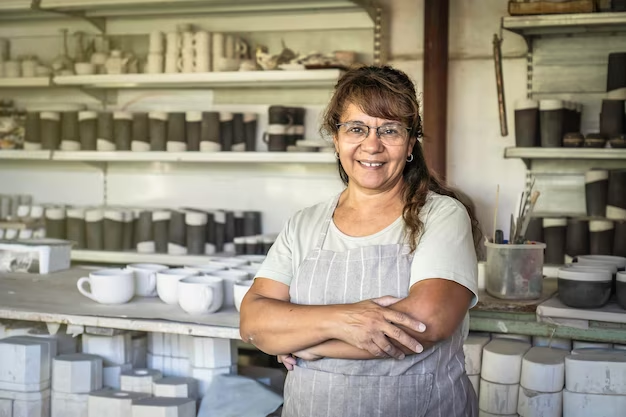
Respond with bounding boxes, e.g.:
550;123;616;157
313;193;341;251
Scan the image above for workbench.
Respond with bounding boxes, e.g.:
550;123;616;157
0;269;625;345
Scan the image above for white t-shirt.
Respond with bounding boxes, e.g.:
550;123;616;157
255;192;479;335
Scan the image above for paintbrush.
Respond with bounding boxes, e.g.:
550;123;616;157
518;191;541;243
492;184;500;243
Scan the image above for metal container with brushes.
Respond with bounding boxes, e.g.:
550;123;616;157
485;242;546;300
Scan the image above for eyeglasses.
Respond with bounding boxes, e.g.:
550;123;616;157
336;122;411;146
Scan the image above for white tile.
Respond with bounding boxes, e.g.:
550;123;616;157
88;390;150;417
103;364;133;390
152;377;197;399
189;337;237;369
120;369;162;395
82;333;131;366
52;354;103;394
0;337;53;391
131;397;195;417
51;391;88;417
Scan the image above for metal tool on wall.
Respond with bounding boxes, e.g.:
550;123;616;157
493;33;508;137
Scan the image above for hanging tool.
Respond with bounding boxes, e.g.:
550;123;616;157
493;33;508;137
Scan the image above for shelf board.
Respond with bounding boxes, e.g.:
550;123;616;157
0;77;52;87
0;150;52;160
503;12;626;37
52;151;336;163
71;250;221;266
504;147;626;160
52;69;342;89
0;150;336;163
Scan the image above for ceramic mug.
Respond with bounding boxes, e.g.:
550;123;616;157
184;263;228;274
156;268;198;305
234;279;254;312
75;62;96;75
178;275;224;314
126;263;168;297
77;268;135;304
212;268;250;308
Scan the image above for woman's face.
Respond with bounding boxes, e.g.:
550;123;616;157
333;102;417;193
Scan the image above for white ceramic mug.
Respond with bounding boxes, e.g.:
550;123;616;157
165;32;181;56
74;62;95;75
21;60;37;78
156;268;198;305
178;275;224;315
234;279;254;312
184;263;228;274
77;268;135;304
212;269;250;308
211;257;249;268
126;263;168;297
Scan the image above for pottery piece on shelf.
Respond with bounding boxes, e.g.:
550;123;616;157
584;133;607;148
52;29;74;74
610;134;626;148
563;132;584;148
105;50;129;75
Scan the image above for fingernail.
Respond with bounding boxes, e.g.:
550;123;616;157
418;323;426;332
398;354;405;360
415;345;423;353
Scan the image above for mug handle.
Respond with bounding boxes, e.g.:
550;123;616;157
204;286;216;312
77;277;98;302
148;272;158;297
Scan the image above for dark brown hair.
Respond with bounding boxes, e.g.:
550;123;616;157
321;65;481;253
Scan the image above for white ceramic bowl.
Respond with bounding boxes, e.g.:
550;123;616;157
234;279;254;312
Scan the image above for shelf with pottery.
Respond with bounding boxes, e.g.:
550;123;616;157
504;147;626;160
0;77;52;87
470;278;626;344
52;69;343;89
502;11;626;37
0;150;336;164
71;249;225;267
0;268;240;339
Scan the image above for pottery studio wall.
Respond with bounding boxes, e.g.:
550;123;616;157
0;0;525;238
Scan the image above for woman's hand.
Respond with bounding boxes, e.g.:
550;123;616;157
277;354;297;371
335;296;426;359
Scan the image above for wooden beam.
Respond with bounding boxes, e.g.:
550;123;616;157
422;0;449;179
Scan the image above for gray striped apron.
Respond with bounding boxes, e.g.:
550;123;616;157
282;195;478;417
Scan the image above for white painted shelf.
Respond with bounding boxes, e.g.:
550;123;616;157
504;147;626;160
53;69;342;89
503;12;626;37
0;77;52;87
71;250;225;266
0;150;52;160
0;150;336;163
52;151;336;163
0;268;240;339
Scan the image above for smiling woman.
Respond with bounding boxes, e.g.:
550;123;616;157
240;66;481;417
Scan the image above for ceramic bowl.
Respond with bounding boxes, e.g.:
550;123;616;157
563;132;584;148
584;133;607;148
557;266;612;309
234;279;254;312
616;271;626;309
610;135;626;148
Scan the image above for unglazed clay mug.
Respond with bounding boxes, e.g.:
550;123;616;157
156;268;198;305
178;275;224;315
126;263;168;297
77;268;135;304
234;279;254;312
212;268;250;308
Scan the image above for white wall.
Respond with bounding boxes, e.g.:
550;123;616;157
388;0;528;241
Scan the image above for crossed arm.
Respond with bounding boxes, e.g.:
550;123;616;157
239;277;473;361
